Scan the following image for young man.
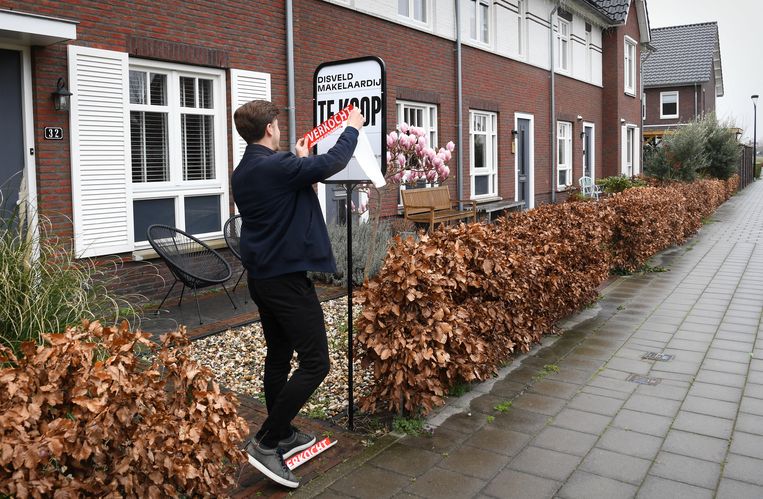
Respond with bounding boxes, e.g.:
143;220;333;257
231;100;364;488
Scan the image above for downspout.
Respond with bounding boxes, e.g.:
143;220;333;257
286;0;296;150
693;83;698;120
456;0;464;209
549;5;558;203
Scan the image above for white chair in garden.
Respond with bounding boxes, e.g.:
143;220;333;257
578;176;602;200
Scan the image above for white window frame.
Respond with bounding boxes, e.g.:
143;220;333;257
129;58;228;249
398;0;428;24
470;110;498;199
469;0;491;45
517;0;527;58
557;121;572;189
624;36;637;96
660;91;679;119
556;18;571;73
396;100;439;205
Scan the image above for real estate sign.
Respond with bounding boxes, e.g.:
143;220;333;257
313;56;386;184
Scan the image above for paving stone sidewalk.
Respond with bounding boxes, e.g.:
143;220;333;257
297;179;763;499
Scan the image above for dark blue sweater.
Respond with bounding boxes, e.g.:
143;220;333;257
231;127;359;279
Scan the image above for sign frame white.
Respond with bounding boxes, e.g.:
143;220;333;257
312;56;387;184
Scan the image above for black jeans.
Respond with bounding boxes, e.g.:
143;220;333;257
248;272;330;448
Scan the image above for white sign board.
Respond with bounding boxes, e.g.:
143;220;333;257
314;57;386;184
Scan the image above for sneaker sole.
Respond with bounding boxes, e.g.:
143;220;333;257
281;435;317;459
246;453;299;488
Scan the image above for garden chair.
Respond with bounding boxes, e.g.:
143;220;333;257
223;214;247;296
578;176;602;200
147;224;236;324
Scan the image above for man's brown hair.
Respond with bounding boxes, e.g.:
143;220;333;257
234;100;280;144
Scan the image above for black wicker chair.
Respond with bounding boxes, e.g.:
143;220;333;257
147;224;236;324
223;214;246;294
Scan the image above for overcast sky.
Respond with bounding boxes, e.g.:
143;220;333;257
646;0;762;143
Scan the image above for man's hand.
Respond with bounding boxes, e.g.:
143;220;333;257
295;137;309;158
347;108;365;132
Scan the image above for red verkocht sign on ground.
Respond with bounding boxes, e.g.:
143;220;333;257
285;437;337;470
304;105;354;149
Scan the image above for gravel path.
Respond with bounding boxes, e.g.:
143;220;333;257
189;298;373;420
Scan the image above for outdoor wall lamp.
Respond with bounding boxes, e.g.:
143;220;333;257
511;130;518;154
620;118;626;124
576;115;583;121
52;78;73;111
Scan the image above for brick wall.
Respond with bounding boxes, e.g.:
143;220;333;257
644;85;705;126
9;0;286;302
600;0;643;178
12;0;614;300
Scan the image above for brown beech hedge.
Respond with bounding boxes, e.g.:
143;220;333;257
355;177;738;414
0;322;247;498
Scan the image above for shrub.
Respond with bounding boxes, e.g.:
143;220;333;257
0;321;247;497
354;179;734;414
0;209;141;354
309;220;392;287
595;175;646;194
645;115;739;182
697;116;741;180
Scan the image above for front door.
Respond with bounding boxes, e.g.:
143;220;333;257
0;49;25;217
516;118;530;206
583;124;594;179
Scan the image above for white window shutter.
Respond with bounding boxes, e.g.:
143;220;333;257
230;69;271;168
68;45;132;257
620;124;628;175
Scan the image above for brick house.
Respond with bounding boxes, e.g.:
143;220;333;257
642;22;724;142
1;0;650;300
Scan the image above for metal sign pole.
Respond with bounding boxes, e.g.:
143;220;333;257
345;181;355;431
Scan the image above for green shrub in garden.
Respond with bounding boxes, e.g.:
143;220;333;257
644;114;739;181
595;175;646;194
309;219;392;287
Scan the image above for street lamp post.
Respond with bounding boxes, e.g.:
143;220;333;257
753;95;759;172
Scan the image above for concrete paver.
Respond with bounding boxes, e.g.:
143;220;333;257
298;181;763;498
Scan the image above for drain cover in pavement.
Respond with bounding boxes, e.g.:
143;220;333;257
642;352;675;362
626;373;661;385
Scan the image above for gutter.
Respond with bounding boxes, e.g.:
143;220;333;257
286;0;296;150
549;5;559;203
456;0;464;210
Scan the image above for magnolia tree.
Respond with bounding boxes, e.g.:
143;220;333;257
354;123;455;214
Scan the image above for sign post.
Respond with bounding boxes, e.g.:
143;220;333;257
313;56;386;431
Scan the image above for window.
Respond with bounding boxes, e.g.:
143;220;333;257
624;37;636;95
557;18;571;72
469;0;490;44
398;0;427;23
642;93;646;120
470;110;497;198
517;0;527;57
396;101;438;202
557;121;572;188
660;91;679;119
129;61;226;243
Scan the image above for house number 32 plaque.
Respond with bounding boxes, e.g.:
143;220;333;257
44;127;64;140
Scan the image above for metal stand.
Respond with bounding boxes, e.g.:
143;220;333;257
344;182;356;431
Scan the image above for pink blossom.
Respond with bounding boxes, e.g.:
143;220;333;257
400;122;409;134
386;151;392;163
446;141;455;152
